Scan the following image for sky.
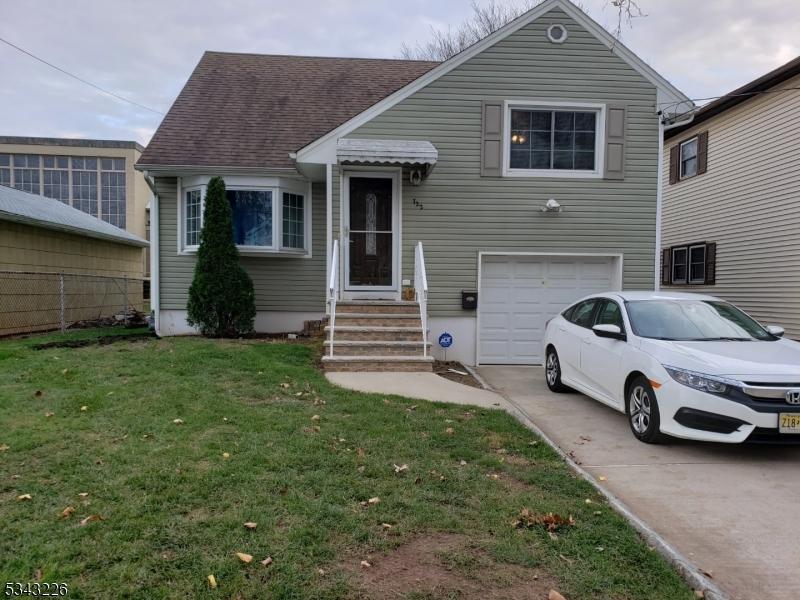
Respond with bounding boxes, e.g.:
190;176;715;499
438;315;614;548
1;0;798;146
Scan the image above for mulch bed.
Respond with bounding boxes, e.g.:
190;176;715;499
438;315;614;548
433;361;485;389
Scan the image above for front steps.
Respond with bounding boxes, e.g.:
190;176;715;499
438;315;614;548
322;301;433;372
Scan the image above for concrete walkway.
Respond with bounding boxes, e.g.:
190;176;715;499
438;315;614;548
325;371;508;409
478;365;800;600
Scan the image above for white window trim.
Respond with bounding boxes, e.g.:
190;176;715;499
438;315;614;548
177;175;312;257
502;100;606;179
671;246;688;284
688;243;706;284
546;23;568;44
679;136;699;180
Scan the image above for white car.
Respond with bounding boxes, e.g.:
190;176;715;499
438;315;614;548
542;291;800;444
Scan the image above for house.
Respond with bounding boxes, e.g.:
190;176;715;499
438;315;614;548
136;0;689;368
0;185;148;336
661;56;800;337
0;136;153;294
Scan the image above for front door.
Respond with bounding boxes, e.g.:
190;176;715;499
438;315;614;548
345;174;397;292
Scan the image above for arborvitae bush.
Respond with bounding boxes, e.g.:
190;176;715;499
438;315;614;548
187;176;255;337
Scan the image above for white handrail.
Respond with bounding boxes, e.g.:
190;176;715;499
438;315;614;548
328;239;339;357
414;241;429;358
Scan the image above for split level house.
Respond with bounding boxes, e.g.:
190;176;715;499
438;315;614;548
136;0;690;369
662;55;800;338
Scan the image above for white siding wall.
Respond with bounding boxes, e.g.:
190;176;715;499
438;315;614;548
662;73;800;336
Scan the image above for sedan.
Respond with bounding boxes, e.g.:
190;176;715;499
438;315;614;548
542;291;800;443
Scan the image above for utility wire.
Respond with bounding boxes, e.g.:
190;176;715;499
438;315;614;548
0;36;165;116
659;85;800;115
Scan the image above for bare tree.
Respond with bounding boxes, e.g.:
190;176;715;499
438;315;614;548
400;0;645;62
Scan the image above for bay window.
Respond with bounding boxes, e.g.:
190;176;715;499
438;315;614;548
180;176;310;256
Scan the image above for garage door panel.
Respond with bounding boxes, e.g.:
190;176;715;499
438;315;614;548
479;255;616;365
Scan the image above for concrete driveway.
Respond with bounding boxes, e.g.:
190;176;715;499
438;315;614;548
477;366;800;600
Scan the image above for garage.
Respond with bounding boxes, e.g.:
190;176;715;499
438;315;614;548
478;254;621;365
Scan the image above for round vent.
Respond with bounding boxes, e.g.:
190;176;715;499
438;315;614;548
547;24;568;44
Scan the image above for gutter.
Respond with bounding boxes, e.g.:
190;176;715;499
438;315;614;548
143;172;161;335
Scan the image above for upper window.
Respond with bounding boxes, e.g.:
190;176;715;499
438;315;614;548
689;244;706;283
508;108;599;175
181;178;309;256
671;247;688;284
13;154;40;194
680;137;698;179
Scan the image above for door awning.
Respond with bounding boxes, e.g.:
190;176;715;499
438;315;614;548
336;139;438;173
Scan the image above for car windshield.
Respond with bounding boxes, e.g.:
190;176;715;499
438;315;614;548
625;299;774;341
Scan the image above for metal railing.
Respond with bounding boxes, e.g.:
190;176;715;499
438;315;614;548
0;270;145;337
414;241;429;357
327;239;339;357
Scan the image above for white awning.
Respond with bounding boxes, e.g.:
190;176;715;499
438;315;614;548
336;139;438;168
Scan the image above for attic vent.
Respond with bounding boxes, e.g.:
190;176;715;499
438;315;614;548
547;24;567;44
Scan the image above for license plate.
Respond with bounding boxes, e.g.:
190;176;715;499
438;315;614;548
778;413;800;433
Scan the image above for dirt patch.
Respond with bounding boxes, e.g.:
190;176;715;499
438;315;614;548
33;333;155;350
434;361;485;389
341;533;556;600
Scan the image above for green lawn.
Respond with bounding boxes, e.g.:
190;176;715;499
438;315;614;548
0;329;693;599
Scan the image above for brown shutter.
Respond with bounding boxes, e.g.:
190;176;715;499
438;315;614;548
669;145;680;184
604;105;626;180
697;131;709;175
661;248;671;286
705;242;716;284
481;100;504;177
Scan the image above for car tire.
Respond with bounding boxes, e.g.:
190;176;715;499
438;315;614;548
545;348;570;393
626;376;666;444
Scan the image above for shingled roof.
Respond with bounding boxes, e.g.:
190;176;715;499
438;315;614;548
138;52;439;170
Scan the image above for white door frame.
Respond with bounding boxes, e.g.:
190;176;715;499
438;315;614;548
475;251;624;366
341;168;402;300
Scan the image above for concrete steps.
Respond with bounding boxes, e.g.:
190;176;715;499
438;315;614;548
322;300;432;372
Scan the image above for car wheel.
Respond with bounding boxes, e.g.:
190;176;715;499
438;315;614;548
545;348;570;393
626;376;665;444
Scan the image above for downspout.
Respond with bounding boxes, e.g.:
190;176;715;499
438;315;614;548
655;110;696;290
143;172;160;335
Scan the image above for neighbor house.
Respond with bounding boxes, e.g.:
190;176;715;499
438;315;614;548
0;136;152;293
137;0;689;368
661;56;800;337
0;185;148;336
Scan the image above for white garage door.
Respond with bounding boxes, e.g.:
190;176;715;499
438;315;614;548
479;255;617;365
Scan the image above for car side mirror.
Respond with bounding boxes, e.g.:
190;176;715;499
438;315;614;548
766;325;785;338
592;324;626;341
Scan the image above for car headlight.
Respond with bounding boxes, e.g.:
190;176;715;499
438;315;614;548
663;366;738;395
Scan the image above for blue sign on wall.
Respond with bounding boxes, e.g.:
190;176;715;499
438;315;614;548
438;332;453;348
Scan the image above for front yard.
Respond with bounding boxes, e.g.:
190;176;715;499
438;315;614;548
0;330;693;599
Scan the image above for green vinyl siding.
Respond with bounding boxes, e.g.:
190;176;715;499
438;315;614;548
157;177;325;313
342;7;659;317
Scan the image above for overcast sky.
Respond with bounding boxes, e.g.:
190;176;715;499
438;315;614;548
1;0;798;145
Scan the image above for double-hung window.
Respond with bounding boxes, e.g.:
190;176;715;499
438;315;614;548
181;177;309;256
507;105;601;176
666;242;715;285
680;137;698;179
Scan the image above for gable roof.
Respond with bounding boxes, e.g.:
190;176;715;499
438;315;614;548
665;55;800;140
296;0;692;164
137;52;438;170
0;184;148;247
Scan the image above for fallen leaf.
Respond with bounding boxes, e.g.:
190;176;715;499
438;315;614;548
173;418;184;425
79;514;104;526
383;399;391;405
295;392;304;397
317;568;326;576
558;554;574;565
310;414;320;421
17;494;32;501
549;590;567;600
223;417;228;422
78;492;89;498
106;391;114;396
45;412;54;418
584;499;593;504
368;497;380;505
513;509;575;532
408;405;417;411
33;568;42;581
529;440;539;446
60;506;75;519
445;427;455;435
598;476;608;482
61;368;68;374
694;591;705;599
593;511;602;516
357;465;365;473
222;452;231;460
236;552;253;564
360;560;372;568
459;460;467;466
393;463;408;474
11;474;20;479
381;523;394;529
280;383;291;389
207;574;217;589
243;522;257;530
260;556;273;567
34;390;43;398
356;447;366;457
0;443;8;452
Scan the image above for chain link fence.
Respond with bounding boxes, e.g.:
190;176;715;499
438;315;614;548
0;271;146;337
